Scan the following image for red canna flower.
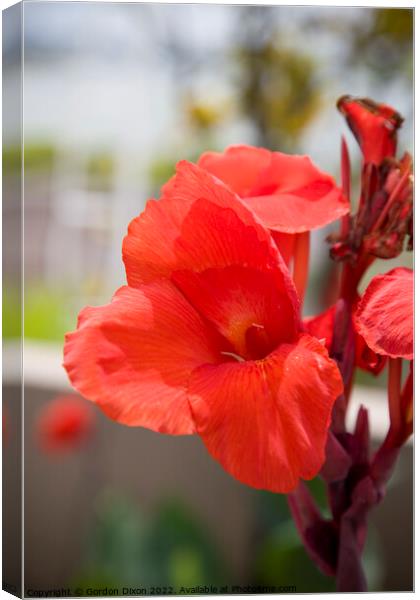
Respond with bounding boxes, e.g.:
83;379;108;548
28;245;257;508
37;395;95;453
64;161;343;493
197;144;349;266
337;96;403;166
354;267;413;360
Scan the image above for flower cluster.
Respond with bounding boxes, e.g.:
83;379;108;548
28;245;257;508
330;96;412;262
63;95;413;591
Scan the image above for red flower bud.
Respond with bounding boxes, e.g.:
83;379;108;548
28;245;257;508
337;96;403;166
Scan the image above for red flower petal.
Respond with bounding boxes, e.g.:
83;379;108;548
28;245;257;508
198;145;272;197
188;334;343;493
304;304;336;350
64;283;222;434
198;145;348;233
355;268;413;360
244;186;347;234
123;160;300;338
123;161;296;291
337;96;403;165
304;303;386;375
355;334;387;376
271;231;296;266
172;265;297;361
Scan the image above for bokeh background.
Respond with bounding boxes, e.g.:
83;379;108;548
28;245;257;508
3;3;413;593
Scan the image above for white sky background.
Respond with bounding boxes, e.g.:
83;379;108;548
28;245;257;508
13;3;413;170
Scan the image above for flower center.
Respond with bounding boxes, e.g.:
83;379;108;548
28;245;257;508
220;321;277;362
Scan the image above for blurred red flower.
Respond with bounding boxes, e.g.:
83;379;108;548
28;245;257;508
37;395;95;453
337;96;403;166
64;161;343;493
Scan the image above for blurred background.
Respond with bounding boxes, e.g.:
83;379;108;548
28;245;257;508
3;3;413;593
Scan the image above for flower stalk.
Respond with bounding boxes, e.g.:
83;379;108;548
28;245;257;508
288;95;413;592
